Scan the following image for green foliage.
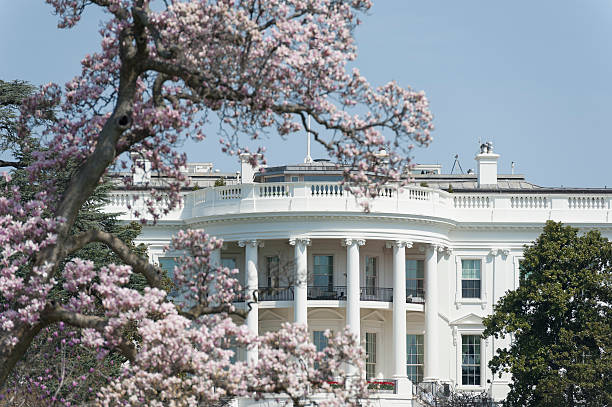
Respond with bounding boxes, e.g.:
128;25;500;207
0;79;148;405
214;177;226;187
419;181;429;187
483;221;612;406
0;80;36;152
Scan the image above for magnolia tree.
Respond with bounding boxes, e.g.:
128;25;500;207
0;0;433;405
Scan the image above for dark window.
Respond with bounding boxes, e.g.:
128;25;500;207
461;260;481;298
461;335;481;386
407;334;424;383
365;256;377;295
406;259;424;298
266;256;280;288
313;255;333;289
366;332;377;379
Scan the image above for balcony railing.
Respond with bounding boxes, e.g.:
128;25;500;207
360;287;393;302
233;285;425;304
406;287;425;304
258;286;294;301
308;286;347;300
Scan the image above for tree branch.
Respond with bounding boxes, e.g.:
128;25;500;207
65;229;165;289
0;160;25;168
42;304;136;362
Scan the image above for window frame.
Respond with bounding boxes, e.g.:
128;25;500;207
365;331;377;379
405;258;425;299
461;259;482;299
406;333;424;384
461;334;482;386
364;255;378;295
454;255;487;308
265;255;280;288
453;326;487;391
312;254;334;290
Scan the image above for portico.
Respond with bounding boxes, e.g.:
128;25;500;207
226;236;442;383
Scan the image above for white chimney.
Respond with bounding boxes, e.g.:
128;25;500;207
131;152;151;185
475;142;499;187
240;153;257;183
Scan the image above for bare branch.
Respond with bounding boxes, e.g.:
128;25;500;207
65;229;165;289
0;160;25;168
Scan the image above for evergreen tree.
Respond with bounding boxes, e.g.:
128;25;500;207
0;80;146;405
483;221;612;406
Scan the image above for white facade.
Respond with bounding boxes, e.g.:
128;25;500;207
105;150;612;405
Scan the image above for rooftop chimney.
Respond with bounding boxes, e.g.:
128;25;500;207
131;152;151;185
475;142;499;187
240;153;258;183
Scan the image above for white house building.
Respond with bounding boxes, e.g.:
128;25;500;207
105;145;612;406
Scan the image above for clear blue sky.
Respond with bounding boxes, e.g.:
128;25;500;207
2;1;611;187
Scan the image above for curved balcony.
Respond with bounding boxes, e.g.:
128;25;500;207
233;286;425;304
258;286;294;301
360;287;393;302
107;181;612;225
307;286;347;300
185;182;449;219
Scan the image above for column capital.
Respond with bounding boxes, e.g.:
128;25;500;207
238;239;264;248
342;238;366;247
289;237;311;246
437;245;453;256
489;248;510;257
386;240;413;249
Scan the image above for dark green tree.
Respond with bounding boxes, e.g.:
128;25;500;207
0;80;148;405
483;221;612;406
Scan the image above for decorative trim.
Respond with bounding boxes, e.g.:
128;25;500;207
341;238;366;247
385;240;413;249
488;248;510;257
437;245;453;257
288;237;311;246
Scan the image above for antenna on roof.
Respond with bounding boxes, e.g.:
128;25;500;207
511;161;516;175
451;154;464;174
304;115;313;164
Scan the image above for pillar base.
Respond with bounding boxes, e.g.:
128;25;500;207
392;376;413;397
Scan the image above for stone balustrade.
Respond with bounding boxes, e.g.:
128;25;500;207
104;182;612;224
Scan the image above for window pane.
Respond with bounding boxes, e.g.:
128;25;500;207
461;335;481;386
266;256;279;287
366;332;377;379
406;260;424;279
461;259;481;279
313;255;333;289
159;257;178;279
406;260;425;297
406;334;424;383
221;258;236;269
313;331;328;352
461;260;481;299
365;256;377;289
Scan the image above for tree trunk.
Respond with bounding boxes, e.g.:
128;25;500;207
0;322;42;390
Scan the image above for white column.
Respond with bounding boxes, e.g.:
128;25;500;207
388;240;412;378
343;238;365;374
289;237;310;326
424;244;439;382
239;239;262;365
